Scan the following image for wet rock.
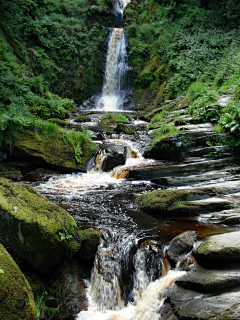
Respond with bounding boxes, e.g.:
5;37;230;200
78;228;101;261
194;231;240;263
209;208;240;225
102;152;126;172
167;231;195;266
151;169;235;187
169;284;240;320
52;260;88;320
176;263;240;293
0;243;37;320
127;157;236;180
0;177;82;273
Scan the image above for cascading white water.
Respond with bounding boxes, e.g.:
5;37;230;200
96;28;130;111
96;0;131;111
77;240;186;320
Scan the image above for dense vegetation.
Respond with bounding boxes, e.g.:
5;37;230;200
0;0;114;156
124;0;240;145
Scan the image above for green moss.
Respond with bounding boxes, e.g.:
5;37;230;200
0;178;82;273
14;128;96;172
99;113;131;126
136;189;189;213
75;115;91;122
47;118;71;128
136;189;229;217
0;244;37;320
115;123;135;134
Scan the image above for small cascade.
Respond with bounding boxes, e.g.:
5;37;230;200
77;237;187;320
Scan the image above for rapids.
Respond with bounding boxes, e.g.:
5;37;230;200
26;139;226;319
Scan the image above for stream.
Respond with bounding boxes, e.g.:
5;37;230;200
22;139;228;319
21;0;232;318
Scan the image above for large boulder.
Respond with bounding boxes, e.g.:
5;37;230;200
195;231;240;262
0;177;82;273
0;244;37;320
167;231;195;266
7;129;95;172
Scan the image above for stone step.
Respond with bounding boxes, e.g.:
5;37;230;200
126;157;236;180
176;264;240;293
188;145;232;157
151;170;238;187
179;122;214;132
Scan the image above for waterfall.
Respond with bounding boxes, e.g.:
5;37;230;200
96;0;131;111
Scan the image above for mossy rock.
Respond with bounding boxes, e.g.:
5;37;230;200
0;178;82;273
75;115;91;122
0;243;37;320
194;231;240;262
78;228;101;261
0;170;22;181
136;189;230;217
10;129;95;173
115;123;135;134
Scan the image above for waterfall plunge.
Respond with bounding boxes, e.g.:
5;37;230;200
96;28;131;111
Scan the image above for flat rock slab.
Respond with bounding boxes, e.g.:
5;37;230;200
207;209;240;225
176;264;240;293
195;231;240;262
127;157;235;180
170;285;240;320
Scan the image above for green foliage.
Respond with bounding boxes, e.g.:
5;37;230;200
0;0;113;104
151;124;179;146
149;109;168;129
34;286;59;320
63;126;96;163
125;0;240;99
75;115;91;122
99;113;131;125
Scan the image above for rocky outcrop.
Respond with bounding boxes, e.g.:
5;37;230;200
0;177;82;273
7;129;95;173
194;231;240;262
0;243;37;320
51;260;88;320
167;231;195;266
168;231;240;319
